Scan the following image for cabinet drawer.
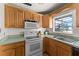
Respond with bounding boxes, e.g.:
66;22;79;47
0;41;25;50
0;44;16;50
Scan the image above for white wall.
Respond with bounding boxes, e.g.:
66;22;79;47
0;3;5;39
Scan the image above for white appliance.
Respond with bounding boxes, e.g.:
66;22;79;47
26;36;42;56
24;20;39;29
25;30;42;56
24;21;42;56
24;30;38;38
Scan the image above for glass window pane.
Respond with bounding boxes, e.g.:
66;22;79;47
54;14;72;33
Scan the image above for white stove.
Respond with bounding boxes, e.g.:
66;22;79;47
24;20;42;56
24;30;43;56
25;36;42;56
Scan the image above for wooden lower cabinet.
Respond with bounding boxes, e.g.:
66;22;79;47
0;49;16;56
43;37;72;56
43;37;49;53
48;39;56;56
48;47;56;56
0;41;25;56
16;46;25;56
56;46;72;56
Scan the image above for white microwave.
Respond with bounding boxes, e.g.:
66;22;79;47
24;20;39;29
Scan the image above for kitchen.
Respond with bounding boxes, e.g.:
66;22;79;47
0;3;79;56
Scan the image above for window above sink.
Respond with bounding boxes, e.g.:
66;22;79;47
53;9;76;34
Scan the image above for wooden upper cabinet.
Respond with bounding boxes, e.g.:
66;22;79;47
5;5;24;28
24;11;41;21
5;5;42;28
14;8;24;28
32;13;42;27
24;10;33;20
42;15;50;28
32;13;37;20
33;14;40;21
24;11;42;28
5;5;15;28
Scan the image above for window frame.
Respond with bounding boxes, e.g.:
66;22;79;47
53;9;76;34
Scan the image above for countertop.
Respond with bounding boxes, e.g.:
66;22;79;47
43;35;79;48
1;33;79;48
0;34;25;45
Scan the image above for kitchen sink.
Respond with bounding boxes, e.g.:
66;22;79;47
56;36;79;43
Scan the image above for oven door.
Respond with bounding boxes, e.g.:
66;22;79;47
25;39;42;56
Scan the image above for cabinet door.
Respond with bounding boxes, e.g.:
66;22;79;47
36;14;40;20
43;38;46;52
42;15;50;28
24;11;32;20
5;5;15;28
43;37;49;53
15;9;24;28
32;14;38;20
43;38;56;56
56;41;72;56
48;39;56;56
5;5;25;28
16;46;25;56
0;49;16;56
57;46;72;56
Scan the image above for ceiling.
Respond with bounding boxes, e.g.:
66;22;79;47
12;3;66;14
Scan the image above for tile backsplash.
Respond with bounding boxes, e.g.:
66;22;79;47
5;28;46;36
5;28;24;35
